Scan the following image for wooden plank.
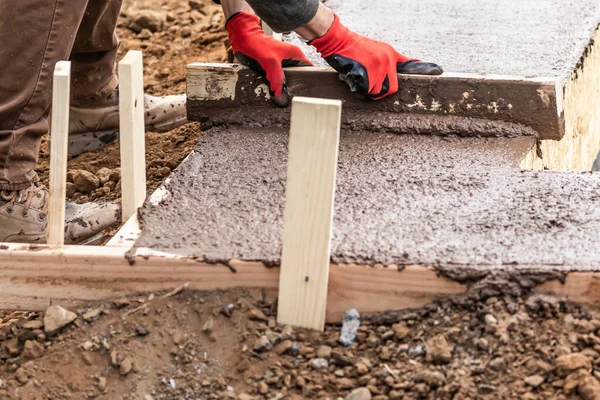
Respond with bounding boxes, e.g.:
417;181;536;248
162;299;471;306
0;243;466;322
535;272;600;304
47;61;71;246
187;63;564;140
277;97;342;331
118;50;147;221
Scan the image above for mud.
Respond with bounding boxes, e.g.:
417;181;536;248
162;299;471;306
315;0;600;80
136;127;600;271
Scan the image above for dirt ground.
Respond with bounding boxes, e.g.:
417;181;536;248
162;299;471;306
1;289;600;400
36;0;228;205
9;1;600;399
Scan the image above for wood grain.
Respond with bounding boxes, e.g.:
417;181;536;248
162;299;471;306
277;97;342;331
118;51;147;221
47;61;71;245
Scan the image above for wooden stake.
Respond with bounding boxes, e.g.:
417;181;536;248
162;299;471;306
118;50;146;221
47;61;71;245
277;97;342;331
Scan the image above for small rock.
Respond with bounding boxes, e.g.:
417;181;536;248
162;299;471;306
114;298;131;309
258;381;268;394
392;322;410;340
120;357;133;375
110;350;120;367
15;368;28;385
82;352;93;365
281;325;294;339
248;308;268;322
73;170;100;194
202;317;215;334
355;362;370;375
578;373;600;400
524;375;545;388
556;353;592;377
44;305;77;335
128;10;165;33
316;345;332;359
478;384;497;395
274;340;293;355
339;309;360;347
98;376;107;391
82;308;102;322
22;320;44;330
408;345;423;357
265;330;282;345
489;357;507;372
188;0;205;12
96;168;113;184
65;182;77;197
485;314;497;325
345;387;371;400
253;336;272;352
312;358;329;370
415;370;446;387
221;303;235;317
426;334;453;364
22;340;44;359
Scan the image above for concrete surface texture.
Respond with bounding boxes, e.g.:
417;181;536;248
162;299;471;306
293;0;600;78
136;127;600;270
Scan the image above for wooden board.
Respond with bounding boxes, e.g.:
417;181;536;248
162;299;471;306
47;61;71;245
187;63;564;140
277;97;342;331
118;51;147;221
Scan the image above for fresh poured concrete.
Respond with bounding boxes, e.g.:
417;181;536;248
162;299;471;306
293;0;600;78
136;127;600;270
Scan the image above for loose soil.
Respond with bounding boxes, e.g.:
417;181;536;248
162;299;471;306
1;289;600;399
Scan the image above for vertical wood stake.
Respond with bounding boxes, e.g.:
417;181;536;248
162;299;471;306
277;96;342;331
118;50;147;221
47;61;71;246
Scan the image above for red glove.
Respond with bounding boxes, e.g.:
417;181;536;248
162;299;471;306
311;15;443;99
226;12;312;103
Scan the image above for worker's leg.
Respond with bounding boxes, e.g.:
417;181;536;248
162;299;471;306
0;0;119;243
0;0;87;191
67;0;187;156
70;0;122;106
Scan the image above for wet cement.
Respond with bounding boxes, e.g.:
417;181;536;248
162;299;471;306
136;127;600;271
290;0;600;79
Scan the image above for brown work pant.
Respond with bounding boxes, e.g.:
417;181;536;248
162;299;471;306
0;0;122;190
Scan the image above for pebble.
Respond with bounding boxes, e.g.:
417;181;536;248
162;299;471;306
524;375;545;387
426;334;453;364
317;345;332;359
98;377;107;391
489;357;507;372
221;304;234;317
22;340;44;359
96;167;113;184
202;317;215;333
415;369;446;387
44;305;77;335
128;10;165;33
339;309;360;347
485;314;498;325
73;170;100;194
253;336;272;352
345;388;371;400
556;353;592;377
82;308;102;322
248;307;268;322
408;345;423;357
15;367;28;385
477;384;497;394
312;358;329;370
120;357;133;375
22;320;44;330
274;340;293;355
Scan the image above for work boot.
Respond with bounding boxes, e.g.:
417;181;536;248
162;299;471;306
0;182;120;243
68;91;187;156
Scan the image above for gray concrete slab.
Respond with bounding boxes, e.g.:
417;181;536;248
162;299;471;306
136;128;600;271
288;0;600;78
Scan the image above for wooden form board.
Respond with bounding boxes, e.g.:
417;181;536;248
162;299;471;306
277;97;342;331
2;239;600;321
187;63;564;140
47;61;71;245
118;51;147;221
